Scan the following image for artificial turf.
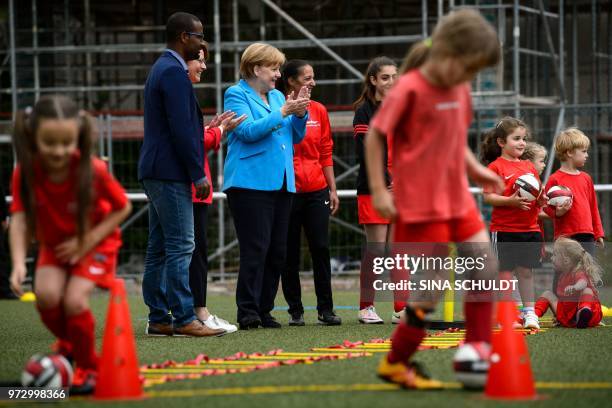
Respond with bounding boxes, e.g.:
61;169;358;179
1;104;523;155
1;288;611;408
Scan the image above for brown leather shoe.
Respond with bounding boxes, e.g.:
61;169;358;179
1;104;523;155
174;319;225;337
146;322;174;336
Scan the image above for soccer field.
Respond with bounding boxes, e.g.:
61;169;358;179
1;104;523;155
1;288;611;408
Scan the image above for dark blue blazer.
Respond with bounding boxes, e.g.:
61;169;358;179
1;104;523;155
138;51;205;183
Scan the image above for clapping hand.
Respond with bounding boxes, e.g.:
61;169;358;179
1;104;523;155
281;86;310;118
207;111;235;129
219;113;248;134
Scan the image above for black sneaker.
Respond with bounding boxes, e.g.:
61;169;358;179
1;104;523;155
288;313;305;326
70;369;96;395
238;317;262;330
576;307;593;329
260;314;282;329
318;311;342;326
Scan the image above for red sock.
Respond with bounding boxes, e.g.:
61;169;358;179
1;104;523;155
578;292;596;310
37;304;68;341
66;310;98;370
387;322;426;364
391;268;409;312
464;301;493;344
534;297;550;317
359;253;376;310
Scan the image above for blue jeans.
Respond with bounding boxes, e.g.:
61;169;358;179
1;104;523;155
142;179;196;327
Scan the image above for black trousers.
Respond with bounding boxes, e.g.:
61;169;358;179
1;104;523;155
281;188;334;315
227;187;293;323
188;202;209;308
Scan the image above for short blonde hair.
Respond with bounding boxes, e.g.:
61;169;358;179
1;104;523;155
521;142;547;162
239;43;285;79
555;127;590;161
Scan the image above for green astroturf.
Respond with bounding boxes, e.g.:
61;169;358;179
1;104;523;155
1;289;611;408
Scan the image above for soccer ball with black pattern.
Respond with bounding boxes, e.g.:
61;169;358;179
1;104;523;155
21;353;73;388
453;342;490;389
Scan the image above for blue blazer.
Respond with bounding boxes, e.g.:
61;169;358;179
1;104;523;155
222;79;307;192
138;51;205;183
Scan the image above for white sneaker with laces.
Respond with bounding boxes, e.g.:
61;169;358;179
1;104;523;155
523;311;540;329
359;306;384;324
212;315;238;334
391;310;404;324
201;315;229;336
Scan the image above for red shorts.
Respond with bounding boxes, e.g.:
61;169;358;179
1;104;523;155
357;195;391;225
38;246;117;289
394;204;485;243
555;301;602;328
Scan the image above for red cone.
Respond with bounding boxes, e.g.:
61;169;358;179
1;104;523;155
485;300;536;400
94;279;143;400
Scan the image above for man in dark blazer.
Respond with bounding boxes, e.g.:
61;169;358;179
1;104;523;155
138;11;223;337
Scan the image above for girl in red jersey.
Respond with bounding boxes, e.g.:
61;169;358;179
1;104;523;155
9;96;132;394
481;116;547;330
276;60;342;327
543;128;605;253
365;10;503;389
535;238;603;328
353;56;403;325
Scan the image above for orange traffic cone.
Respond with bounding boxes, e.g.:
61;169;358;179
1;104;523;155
485;300;536;400
94;279;143;400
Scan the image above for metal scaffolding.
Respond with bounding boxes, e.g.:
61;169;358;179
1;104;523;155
1;0;611;278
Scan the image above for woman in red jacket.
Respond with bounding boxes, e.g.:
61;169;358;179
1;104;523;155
278;60;341;326
187;46;245;334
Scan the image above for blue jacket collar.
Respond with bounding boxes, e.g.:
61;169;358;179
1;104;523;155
239;79;272;112
164;49;188;72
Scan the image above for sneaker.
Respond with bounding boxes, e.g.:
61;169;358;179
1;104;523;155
71;368;96;395
523;311;540;330
239;317;262;330
212;315;238;334
145;321;174;337
174;319;225;337
576;307;593;329
200;316;235;336
261;314;282;329
358;306;384;324
317;311;342;326
391;310;404;324
288;313;305;326
377;358;443;389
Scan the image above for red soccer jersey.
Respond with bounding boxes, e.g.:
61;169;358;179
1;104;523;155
191;127;221;204
369;69;476;223
487;157;541;232
10;155;128;252
293;100;333;193
543;170;604;239
555;270;597;299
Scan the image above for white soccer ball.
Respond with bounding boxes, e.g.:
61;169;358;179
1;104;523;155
514;174;541;202
21;353;73;388
453;342;490;389
547;185;573;207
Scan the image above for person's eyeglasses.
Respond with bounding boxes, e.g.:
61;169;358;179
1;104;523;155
185;32;205;40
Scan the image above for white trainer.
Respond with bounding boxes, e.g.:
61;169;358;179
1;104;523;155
358;306;384;324
212;315;238;334
523;311;540;330
391;310;404;324
201;315;230;336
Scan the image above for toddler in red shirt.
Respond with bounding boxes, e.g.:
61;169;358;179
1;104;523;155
9;96;132;394
543;127;605;253
535;238;602;328
365;9;504;390
481;117;547;330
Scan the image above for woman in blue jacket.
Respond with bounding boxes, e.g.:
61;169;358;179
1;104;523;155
223;43;310;329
